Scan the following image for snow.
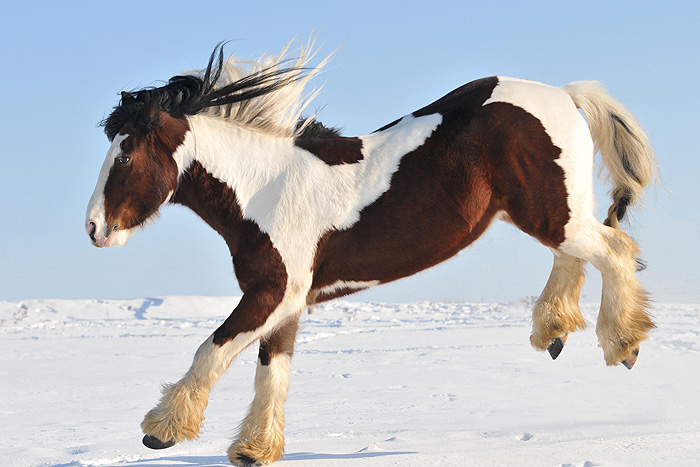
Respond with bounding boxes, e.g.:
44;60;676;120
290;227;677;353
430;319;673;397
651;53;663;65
1;297;699;466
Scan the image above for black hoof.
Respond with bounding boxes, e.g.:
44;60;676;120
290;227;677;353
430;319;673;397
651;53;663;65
547;337;565;360
235;454;260;466
621;347;640;370
142;434;176;450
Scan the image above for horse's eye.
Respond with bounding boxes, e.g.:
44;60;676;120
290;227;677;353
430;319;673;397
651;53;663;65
115;155;131;166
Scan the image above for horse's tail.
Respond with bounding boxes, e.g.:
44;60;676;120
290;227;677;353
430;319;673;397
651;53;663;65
562;81;658;229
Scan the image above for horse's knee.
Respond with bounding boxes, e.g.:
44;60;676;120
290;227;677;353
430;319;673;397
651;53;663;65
260;315;300;358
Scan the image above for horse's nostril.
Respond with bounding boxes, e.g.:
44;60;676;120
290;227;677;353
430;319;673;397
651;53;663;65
87;221;98;243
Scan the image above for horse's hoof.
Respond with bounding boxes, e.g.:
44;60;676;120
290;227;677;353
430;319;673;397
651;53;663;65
233;454;265;466
142;434;176;449
547;334;568;360
620;347;640;370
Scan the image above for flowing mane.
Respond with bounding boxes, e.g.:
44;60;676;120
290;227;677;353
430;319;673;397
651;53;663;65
102;39;330;141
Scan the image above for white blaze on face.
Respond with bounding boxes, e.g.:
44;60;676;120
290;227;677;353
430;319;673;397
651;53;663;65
85;134;135;248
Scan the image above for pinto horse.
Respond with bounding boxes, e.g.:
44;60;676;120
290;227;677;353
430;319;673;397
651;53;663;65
86;40;657;466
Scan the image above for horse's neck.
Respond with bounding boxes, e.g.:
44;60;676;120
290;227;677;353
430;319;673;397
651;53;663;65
184;115;294;202
172;116;294;243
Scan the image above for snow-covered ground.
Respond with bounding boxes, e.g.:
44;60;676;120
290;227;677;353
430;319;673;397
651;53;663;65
1;297;698;467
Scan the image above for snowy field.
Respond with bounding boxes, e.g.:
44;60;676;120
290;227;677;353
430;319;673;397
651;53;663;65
1;297;699;467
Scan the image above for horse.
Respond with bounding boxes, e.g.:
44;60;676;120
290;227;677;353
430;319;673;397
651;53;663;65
85;39;657;466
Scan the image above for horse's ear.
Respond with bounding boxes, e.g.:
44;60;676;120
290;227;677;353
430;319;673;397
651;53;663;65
121;91;132;103
145;95;161;118
134;96;163;135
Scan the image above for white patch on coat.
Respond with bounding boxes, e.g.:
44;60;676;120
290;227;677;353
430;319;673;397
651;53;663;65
483;77;596;250
317;280;381;296
85;134;137;248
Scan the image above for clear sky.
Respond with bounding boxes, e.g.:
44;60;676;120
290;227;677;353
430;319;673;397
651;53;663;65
1;1;697;303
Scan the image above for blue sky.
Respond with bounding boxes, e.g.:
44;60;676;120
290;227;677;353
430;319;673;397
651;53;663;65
1;1;697;303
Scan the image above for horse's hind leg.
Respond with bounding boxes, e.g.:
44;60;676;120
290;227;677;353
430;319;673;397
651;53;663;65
229;314;300;466
560;221;655;367
592;226;654;367
531;250;587;358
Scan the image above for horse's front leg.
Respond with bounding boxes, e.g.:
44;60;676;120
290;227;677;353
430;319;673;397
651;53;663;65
229;314;300;466
140;287;295;449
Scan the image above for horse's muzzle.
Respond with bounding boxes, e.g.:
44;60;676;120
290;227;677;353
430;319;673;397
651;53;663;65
86;217;132;248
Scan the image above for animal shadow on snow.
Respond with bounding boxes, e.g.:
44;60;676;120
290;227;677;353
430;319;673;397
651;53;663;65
50;450;416;467
48;455;230;467
284;449;416;461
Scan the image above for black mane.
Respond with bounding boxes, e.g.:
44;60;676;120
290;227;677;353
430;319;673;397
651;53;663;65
101;43;310;141
295;119;341;139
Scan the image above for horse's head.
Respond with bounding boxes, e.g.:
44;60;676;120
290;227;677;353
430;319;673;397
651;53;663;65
86;41;325;248
86;91;189;247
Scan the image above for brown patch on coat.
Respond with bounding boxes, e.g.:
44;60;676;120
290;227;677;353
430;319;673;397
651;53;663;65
309;77;569;302
258;316;300;366
172;161;288;345
473;101;570;247
294;136;364;165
